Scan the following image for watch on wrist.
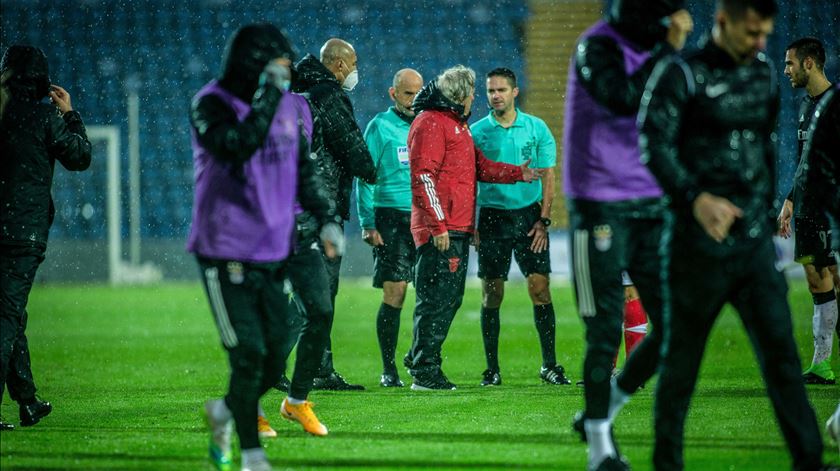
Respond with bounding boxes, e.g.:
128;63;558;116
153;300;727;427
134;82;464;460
540;217;552;227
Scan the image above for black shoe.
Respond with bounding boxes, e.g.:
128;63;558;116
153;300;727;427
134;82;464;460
540;365;571;385
273;374;291;392
594;456;631;471
480;369;501;386
312;371;365;391
0;419;13;431
380;373;404;388
20;399;52;427
572;411;586;442
410;372;456;391
804;372;837;385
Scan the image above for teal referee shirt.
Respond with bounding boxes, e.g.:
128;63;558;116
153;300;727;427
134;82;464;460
472;108;556;210
356;107;413;229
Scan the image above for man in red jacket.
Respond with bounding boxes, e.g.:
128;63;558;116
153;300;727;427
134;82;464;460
404;65;542;390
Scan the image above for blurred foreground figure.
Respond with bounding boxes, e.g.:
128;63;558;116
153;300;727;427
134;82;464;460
0;45;92;431
356;68;423;388
188;24;336;471
405;65;541;390
639;1;827;469
562;0;691;468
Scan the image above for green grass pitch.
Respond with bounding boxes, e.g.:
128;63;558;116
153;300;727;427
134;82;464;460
0;278;837;470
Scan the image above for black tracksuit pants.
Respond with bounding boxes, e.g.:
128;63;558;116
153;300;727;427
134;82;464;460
653;237;823;471
568;198;668;420
197;257;291;450
0;245;43;408
283;236;335;398
407;233;470;377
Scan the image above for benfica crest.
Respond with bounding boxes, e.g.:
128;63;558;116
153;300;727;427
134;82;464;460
593;225;613;252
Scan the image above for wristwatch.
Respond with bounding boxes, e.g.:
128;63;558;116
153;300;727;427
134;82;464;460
540;217;552;227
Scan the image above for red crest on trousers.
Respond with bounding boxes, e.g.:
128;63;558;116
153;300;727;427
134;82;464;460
448;257;460;273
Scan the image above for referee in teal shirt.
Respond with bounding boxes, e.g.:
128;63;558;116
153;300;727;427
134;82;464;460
356;68;423;387
471;67;570;387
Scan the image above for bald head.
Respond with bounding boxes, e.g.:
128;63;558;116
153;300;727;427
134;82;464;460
389;68;423;116
320;38;354;67
320;38;357;84
392;68;422;89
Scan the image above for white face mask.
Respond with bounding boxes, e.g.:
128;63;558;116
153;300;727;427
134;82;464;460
342;69;359;92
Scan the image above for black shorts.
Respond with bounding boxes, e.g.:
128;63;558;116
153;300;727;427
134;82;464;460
794;216;836;268
477;203;550;280
372;207;416;288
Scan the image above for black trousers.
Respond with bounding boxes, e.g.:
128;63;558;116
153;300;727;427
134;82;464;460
317;252;341;375
0;245;43;407
284;237;335;398
197;257;290;450
407;233;470;377
653;238;823;471
568;198;668;419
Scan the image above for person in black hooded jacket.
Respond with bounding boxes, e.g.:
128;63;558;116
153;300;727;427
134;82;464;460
0;45;92;431
291;38;376;390
563;1;692;469
639;1;826;469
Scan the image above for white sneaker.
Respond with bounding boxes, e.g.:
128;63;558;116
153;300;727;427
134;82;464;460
242;458;272;471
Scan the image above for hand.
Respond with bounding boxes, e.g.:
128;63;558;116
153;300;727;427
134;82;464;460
692;192;743;243
665;9;694;51
362;228;384;246
471;230;480;247
433;232;450;252
519;159;544;182
527;220;548;253
777;199;793;238
259;59;292;91
49;84;73;114
320;222;345;259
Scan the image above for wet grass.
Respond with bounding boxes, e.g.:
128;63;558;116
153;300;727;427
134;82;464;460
0;279;837;470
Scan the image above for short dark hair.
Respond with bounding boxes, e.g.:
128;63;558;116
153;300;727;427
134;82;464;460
786;37;826;70
486;67;517;88
718;0;778;19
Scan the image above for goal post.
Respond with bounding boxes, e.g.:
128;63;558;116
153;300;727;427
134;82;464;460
86;124;162;285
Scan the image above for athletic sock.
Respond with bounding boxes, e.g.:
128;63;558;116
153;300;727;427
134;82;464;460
210;398;232;423
607;376;631;422
533;303;557;368
376;303;402;374
241;447;267;467
812;290;838;365
623;298;647;357
481;307;501;372
584;418;616;470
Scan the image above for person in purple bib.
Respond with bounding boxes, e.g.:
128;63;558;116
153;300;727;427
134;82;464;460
562;1;693;469
187;24;338;471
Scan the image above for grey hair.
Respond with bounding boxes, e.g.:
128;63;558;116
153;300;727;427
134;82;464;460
436;65;475;104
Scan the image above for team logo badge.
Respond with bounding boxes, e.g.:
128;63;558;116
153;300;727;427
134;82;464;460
227;262;245;284
593;225;613;252
449;257;461;273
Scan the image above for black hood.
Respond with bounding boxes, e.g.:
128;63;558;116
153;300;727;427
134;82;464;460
0;45;51;101
291;53;339;93
219;23;296;101
608;0;684;49
412;80;466;119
